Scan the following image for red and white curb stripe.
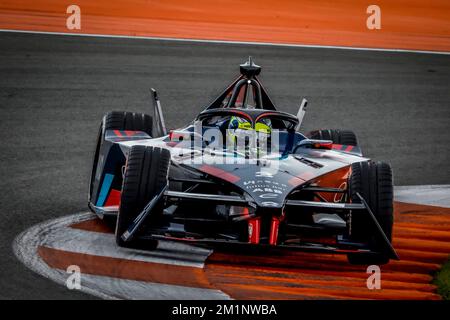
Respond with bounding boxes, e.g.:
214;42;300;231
13;212;230;300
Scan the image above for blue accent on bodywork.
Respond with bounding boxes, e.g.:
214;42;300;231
96;173;114;206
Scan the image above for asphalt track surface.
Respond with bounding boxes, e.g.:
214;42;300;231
0;31;449;299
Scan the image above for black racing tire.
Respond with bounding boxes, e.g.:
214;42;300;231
88;111;153;214
307;129;358;146
115;145;170;249
88;122;103;206
347;161;394;265
104;111;153;136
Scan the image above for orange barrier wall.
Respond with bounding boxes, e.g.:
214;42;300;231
1;0;449;52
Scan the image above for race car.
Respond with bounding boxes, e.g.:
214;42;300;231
88;57;398;265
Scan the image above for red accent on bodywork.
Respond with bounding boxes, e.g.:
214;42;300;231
311;166;351;202
113;130;123;137
227;110;253;122
332;144;354;153
345;145;354;152
199;165;240;183
289;171;316;184
248;218;260;244
236;86;245;104
255;112;278;122
169;130;183;141
269;217;280;245
288;176;305;186
104;189;121;206
313;141;332;149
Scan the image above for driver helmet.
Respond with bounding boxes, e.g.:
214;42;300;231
227;116;271;154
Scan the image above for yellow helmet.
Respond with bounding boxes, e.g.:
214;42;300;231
227;116;271;154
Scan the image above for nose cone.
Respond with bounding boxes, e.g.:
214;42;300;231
195;156;310;209
234;167;299;209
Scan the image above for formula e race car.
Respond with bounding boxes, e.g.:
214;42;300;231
88;58;398;265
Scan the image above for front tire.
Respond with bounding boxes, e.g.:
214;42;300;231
347;161;394;265
115;145;170;249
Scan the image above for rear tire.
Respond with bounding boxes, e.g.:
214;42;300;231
115;145;170;249
347;161;394;265
89;111;153;218
105;111;153;136
307;129;358;146
88;123;104;206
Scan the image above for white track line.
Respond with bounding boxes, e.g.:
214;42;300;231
43;222;211;268
1;29;449;56
394;185;450;208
